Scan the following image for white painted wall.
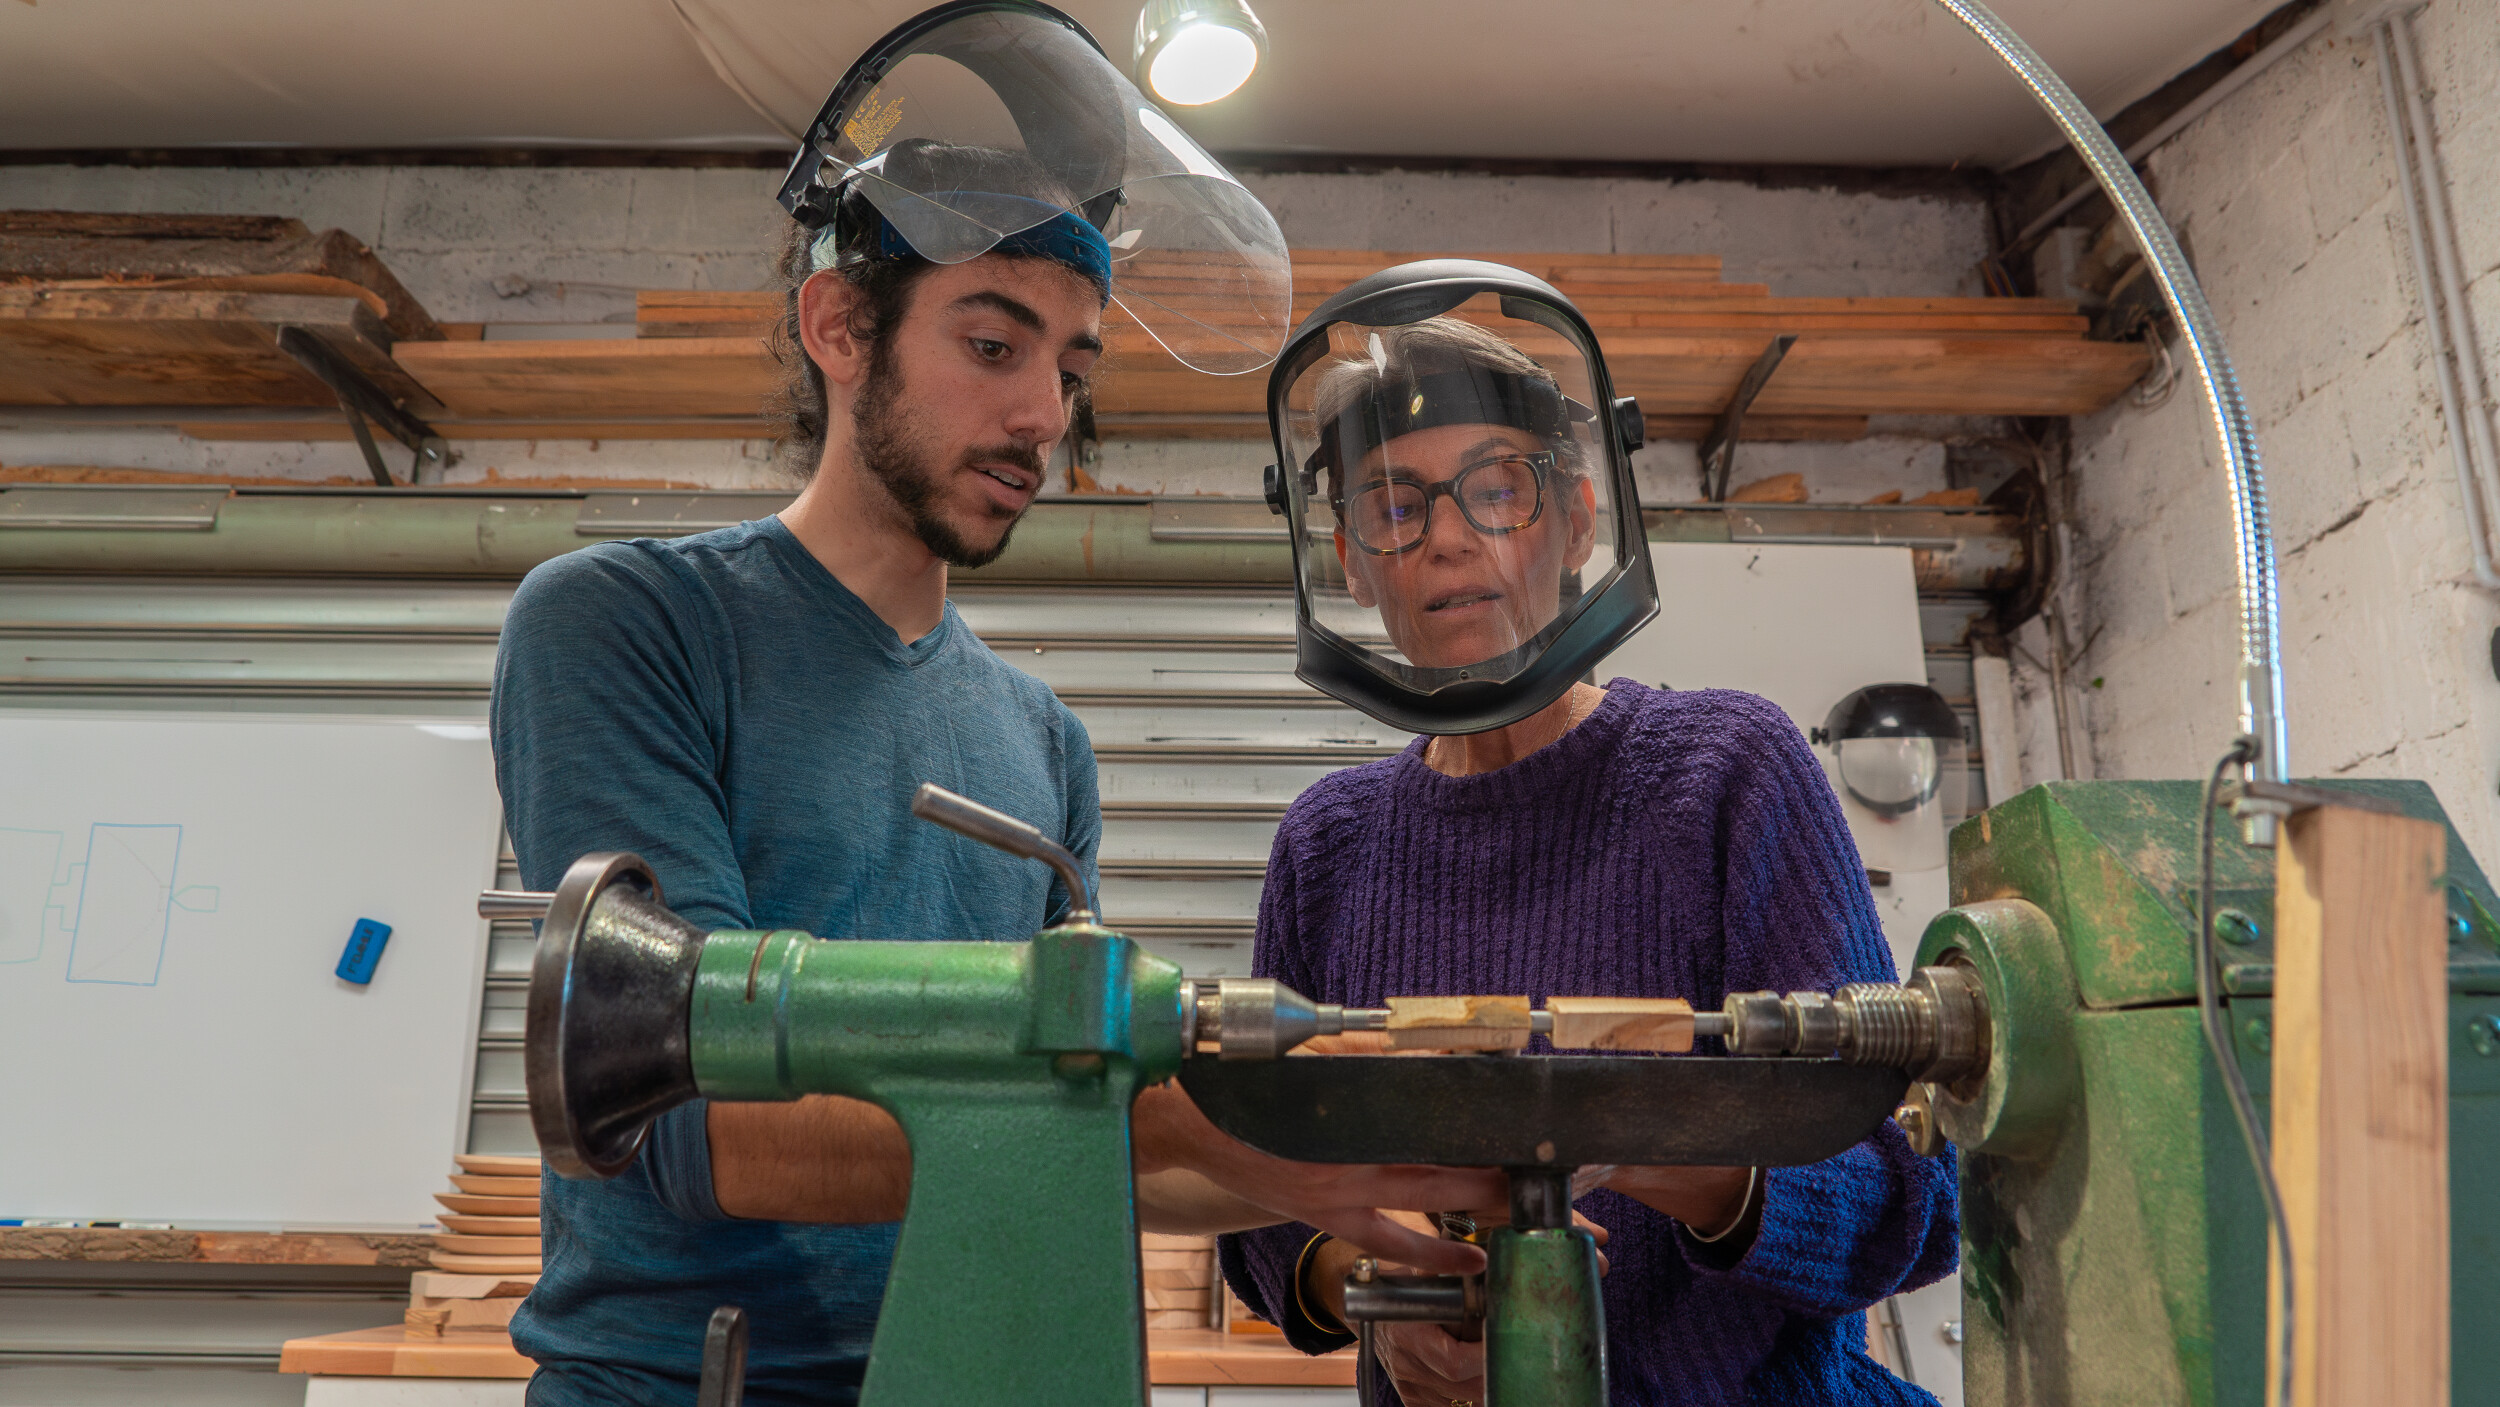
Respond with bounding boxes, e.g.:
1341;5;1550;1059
0;163;1994;499
2054;6;2500;866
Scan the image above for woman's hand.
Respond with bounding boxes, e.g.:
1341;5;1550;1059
1131;1082;1504;1275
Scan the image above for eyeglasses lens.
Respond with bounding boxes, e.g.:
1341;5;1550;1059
1349;457;1544;552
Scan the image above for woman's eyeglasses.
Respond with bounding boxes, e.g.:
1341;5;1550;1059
1340;451;1555;555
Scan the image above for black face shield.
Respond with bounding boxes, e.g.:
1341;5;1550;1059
1263;260;1658;736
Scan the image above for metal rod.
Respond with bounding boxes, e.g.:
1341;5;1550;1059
2384;10;2500;592
1932;0;2289;815
910;783;1097;924
479;890;554;919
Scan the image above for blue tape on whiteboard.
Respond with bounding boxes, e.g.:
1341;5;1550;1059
336;918;392;985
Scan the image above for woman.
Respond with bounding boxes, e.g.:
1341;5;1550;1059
1217;312;1958;1405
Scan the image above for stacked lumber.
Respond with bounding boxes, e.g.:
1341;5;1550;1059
0;215;2150;439
427;1154;542;1276
1143;1231;1218;1331
402;247;2145;435
0;211;444;414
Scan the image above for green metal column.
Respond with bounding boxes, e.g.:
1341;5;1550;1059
685;924;1186;1407
1483;1227;1607;1407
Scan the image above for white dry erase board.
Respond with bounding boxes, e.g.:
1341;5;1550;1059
0;712;499;1228
1598;544;1948;972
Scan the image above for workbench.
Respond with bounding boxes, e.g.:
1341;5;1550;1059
279;1325;1359;1404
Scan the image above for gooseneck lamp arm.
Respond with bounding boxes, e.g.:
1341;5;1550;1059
1931;0;2290;840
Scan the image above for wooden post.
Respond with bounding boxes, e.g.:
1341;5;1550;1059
2271;802;2450;1407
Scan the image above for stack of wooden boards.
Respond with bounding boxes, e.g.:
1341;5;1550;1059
417;249;2146;436
2;210;2150;442
0;211;444;415
1142;1231;1219;1331
411;1152;541;1335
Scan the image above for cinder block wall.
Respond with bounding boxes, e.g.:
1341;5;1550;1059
0;162;1996;497
2058;5;2500;865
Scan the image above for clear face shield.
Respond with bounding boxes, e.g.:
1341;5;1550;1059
778;1;1290;375
1265;262;1657;735
1812;684;1970;874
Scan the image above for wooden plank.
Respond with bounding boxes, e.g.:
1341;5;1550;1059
279;1325;534;1379
0;211;444;340
0;1227;434;1266
413;325;2146;422
0;287;439;412
1547;997;1696;1051
397;336;772;419
2271;803;2450;1407
281;1322;1354;1385
1386;994;1534;1051
1148;1327;1356;1386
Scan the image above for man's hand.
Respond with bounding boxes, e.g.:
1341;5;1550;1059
709;1095;913;1222
1132;1083;1504;1275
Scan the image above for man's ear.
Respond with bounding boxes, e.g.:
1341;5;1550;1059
797;269;872;391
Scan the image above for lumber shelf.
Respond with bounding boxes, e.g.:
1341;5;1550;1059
279;1324;1352;1385
0;286;440;413
399;330;2147;422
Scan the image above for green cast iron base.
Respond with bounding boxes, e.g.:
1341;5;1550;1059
1485;1227;1607;1407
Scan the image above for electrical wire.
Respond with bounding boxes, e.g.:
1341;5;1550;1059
2198;736;2293;1407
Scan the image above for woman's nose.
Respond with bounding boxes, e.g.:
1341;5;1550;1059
1422;490;1482;558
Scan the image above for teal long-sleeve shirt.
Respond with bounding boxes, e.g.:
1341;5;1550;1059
490;515;1099;1406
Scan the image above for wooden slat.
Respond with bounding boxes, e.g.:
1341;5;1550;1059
276;1323;1356;1386
407;329;2145;421
397;336;772;419
0;212;445;340
0;1227;433;1266
0;287;440;412
279;1326;535;1379
2271;803;2450;1407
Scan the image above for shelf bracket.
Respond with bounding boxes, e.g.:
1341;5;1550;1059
275;325;450;488
1699;334;1797;502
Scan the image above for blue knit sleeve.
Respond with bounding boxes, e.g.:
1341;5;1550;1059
1685;693;1959;1314
493;545;750;1227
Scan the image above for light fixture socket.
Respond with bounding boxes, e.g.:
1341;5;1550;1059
1133;0;1268;105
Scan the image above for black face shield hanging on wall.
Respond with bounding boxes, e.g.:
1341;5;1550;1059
1262;260;1659;736
777;0;1291;376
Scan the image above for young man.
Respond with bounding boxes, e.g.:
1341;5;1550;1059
492;167;1495;1402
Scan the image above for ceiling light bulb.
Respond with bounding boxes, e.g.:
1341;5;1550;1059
1135;0;1268;107
1150;23;1259;105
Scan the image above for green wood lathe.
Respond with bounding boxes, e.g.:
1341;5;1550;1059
496;775;2496;1407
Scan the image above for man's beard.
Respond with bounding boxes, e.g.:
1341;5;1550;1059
851;346;1047;570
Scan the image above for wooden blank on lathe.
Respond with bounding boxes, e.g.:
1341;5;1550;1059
2271;802;2450;1407
1386;995;1533;1051
1547;997;1697;1052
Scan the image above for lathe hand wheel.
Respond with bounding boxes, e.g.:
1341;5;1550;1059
525;852;708;1179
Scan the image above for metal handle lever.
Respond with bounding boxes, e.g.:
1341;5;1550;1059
696;1305;747;1407
910;783;1097;925
478;890;554;920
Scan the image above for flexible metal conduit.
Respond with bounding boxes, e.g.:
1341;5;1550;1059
1933;0;2292;818
2372;6;2500;592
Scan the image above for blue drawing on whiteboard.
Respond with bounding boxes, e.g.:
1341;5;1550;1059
0;828;67;965
65;824;190;986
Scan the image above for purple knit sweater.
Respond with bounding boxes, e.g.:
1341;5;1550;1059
1216;680;1957;1406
